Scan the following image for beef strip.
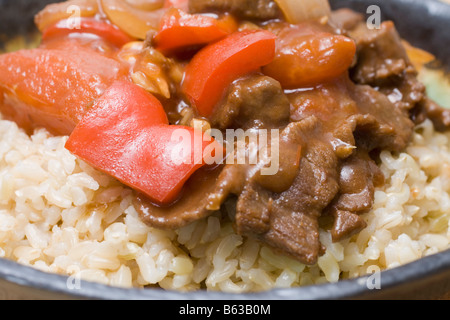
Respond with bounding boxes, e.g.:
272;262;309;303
188;0;282;20
135;166;226;229
325;150;384;241
211;74;291;130
235;117;340;264
347;83;414;152
416;97;450;131
289;77;414;154
348;21;411;87
288;74;413;245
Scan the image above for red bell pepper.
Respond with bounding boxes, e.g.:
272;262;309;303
155;8;237;55
65;81;223;205
42;18;134;48
182;30;277;118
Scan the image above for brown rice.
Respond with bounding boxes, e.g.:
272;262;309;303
0;113;449;292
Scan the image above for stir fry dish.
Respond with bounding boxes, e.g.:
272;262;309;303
0;0;449;268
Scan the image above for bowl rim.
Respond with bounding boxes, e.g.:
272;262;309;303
0;249;449;300
0;0;450;300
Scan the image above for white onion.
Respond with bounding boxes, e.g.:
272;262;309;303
101;0;166;39
274;0;331;24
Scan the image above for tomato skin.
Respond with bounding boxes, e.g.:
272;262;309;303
42;18;135;48
155;8;237;55
0;47;128;135
66;81;222;205
182;30;277;118
262;25;356;88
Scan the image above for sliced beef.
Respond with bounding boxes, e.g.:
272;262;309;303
345;13;450;132
348;21;411;86
235;117;340;264
330;210;367;242
417;97;450;131
332;151;383;213
188;0;281;20
288;74;414;246
348;84;414;152
289;77;414;153
378;71;426;112
211;74;291;130
325;150;384;241
135;165;229;229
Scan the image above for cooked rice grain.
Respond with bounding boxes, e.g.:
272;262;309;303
0;116;449;292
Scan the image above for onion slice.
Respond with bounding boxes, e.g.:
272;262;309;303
274;0;331;24
101;0;166;39
35;0;98;32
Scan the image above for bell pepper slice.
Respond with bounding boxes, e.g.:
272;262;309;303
182;30;277;118
0;47;127;135
155;8;237;55
42;18;135;48
66;81;223;205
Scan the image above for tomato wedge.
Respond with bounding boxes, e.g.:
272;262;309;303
155;8;237;55
262;24;356;88
66;81;223;205
0;47;127;135
182;30;277;118
42;18;135;48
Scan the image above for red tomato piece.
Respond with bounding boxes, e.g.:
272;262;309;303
0;47;128;135
262;24;356;88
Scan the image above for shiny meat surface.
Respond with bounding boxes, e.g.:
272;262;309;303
211;74;291;130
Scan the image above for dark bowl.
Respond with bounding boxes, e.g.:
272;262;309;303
0;0;449;300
